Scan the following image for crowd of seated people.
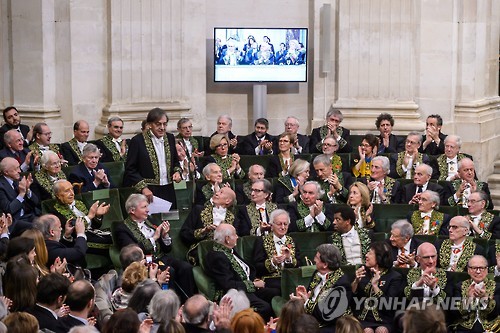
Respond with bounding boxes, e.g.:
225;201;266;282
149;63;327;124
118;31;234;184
0;105;498;333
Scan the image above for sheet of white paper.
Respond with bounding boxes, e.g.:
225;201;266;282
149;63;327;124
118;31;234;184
148;196;172;214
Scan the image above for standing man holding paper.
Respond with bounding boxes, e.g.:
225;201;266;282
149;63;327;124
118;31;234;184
124;108;182;209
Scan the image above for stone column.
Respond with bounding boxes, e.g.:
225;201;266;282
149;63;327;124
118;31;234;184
97;0;206;137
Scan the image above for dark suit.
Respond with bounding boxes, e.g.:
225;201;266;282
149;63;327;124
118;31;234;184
420;132;447;155
235;181;251;205
0;123;30;149
0;176;40;236
60;138;86;166
389;152;431;179
95;135;129;163
56;315;88;333
26;304;61;333
67;162;114;193
399;182;448;205
205;131;239;155
123;131;180;208
387;238;422;266
45;237;88;268
240;132;274;155
235;202;277;236
0;147;34;171
359;176;401;204
310;125;351;153
377;134;405;154
353;269;403;330
205;245;277;320
267;154;298;179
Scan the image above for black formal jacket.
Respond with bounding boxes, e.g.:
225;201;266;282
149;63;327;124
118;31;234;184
205;131;239;155
310;125;351;154
56;315;88;333
399;182;448;205
239;132;274;155
377;134;405;154
0;176;40;223
123;131;180;191
60;138;85;166
67;162;114;193
45;237;88;268
95;135;129;163
27;304;61;333
358;176;402;204
386;237;422;266
419;132;447;155
0;123;30;149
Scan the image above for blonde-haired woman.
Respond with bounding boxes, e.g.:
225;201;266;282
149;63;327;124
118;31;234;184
348;182;375;229
206;134;245;180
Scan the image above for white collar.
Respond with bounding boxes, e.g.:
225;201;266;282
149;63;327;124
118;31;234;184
446;156;457;163
255;203;266;210
341;227;357;238
273;234;286;244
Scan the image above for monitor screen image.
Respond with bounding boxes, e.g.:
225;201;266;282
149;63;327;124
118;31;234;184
214;27;308;82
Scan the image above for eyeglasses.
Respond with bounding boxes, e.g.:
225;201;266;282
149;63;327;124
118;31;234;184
359;143;371;147
467;199;484;204
251;188;265;193
323;143;338;147
216;143;228;148
468;266;487;272
405;140;419;145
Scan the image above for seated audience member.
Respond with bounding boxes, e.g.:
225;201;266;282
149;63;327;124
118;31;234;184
292;314;320;333
33;214;88;268
390;132;430;179
181;294;212;333
176;140;201;182
363;156;401;204
291;244;352;329
32;151;67;201
195;163;230;205
176;117;203;157
447;157;493;209
220;289;250;321
315;135;347;173
267;132;297;178
253;209;299;289
274;158;309;204
351;134;379;180
101;308;142;333
48;179;112;255
127;279;161;315
348;182;375;229
123;108;182;207
147;290;180;333
235;179;276;236
404;242;448;303
330;205;372;265
3;312;39;333
111;262;148;310
206;115;239;154
465;190;500;239
205;224;278;321
399;163;446;205
310;108;351;154
275;299;305;333
280;116;309;154
375;113;404;154
240;118;274;155
5;236;37;265
115;193;195;300
22;228;66;277
453;255;500;333
288;181;334;232
95;116;128;162
312;154;350;204
68;143;114;193
205;134;245;180
56;280;96;332
431;134;470;180
60;120;90;166
403;302;447;333
420;114;447;155
388;220;422;268
182;187;237;263
28;122;62;161
0;106;31;149
230;309;265;333
3;255;38;312
0;213;11;257
407;190;450;236
0;157;41;236
235;164;266;205
26;273;71;333
0;129;38;172
437;216;482;272
351;241;403;333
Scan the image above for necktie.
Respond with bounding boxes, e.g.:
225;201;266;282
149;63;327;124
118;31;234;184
417;185;423;193
14;152;21;164
276;240;283;246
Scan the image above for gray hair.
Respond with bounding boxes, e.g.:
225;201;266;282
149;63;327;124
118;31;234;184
217;115;233;126
68;326;100;333
391;219;414;239
450;216;470;231
468;255;488;268
52;179;70;195
3;129;19;145
418;163;433;177
202;163;219;178
221;289;250;320
107;116;123;126
148;290;180;323
372;156;390;174
425;190;441;209
471;191;489;204
444;134;461;148
312;154;331;167
213;225;234;244
285;116;300;127
40;150;59;168
269;209;290;226
82;143;100;157
326;108;343;122
458;157;474;171
416;242;437;257
289;159;310;178
301;181;325;199
407;131;422;144
248;164;266;175
33;214;60;240
316;244;341;270
125;194;148;214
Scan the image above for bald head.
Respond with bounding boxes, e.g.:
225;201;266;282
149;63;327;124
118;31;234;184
183;294;211;327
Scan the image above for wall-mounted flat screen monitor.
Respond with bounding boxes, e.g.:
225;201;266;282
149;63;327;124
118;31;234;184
214;27;308;82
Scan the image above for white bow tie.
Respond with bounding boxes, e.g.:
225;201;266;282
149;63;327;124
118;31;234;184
112;138;122;143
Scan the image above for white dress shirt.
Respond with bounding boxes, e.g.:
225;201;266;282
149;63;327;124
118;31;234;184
150;132;168;185
341;227;363;265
